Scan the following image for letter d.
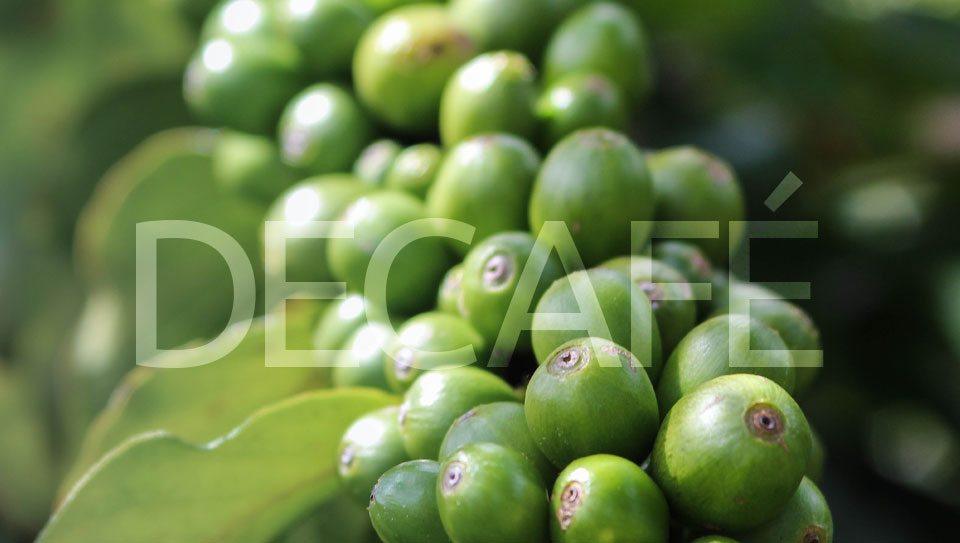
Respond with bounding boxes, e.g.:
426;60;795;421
135;220;255;367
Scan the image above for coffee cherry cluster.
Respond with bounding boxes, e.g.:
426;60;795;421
184;1;834;542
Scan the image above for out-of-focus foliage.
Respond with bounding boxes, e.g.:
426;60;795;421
938;262;960;358
1;1;198;539
2;0;960;541
819;0;960;20
866;403;960;507
0;368;57;532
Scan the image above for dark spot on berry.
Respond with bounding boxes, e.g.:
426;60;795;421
425;40;446;58
639;281;663;309
441;462;465;494
692;254;711;277
549;346;589;376
745;403;787;444
803;526;826;543
558;349;579;368
557;481;584;530
393;347;415;379
599;344;638;371
482;254;514;288
703;154;733;184
585;75;611;95
339;446;355;472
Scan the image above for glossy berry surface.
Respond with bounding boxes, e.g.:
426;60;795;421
655;314;796;414
531;268;663;383
384;312;486;393
550;455;669;543
427;133;541;255
525;337;659;467
438;401;556;484
353;5;476;134
528;128;655;267
368;459;448;543
650;374;812;532
437;442;549;543
277;83;372;174
439;51;538;147
336;406;408;506
398;367;516;459
184;37;301;133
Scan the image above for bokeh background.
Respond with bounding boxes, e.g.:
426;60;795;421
1;0;959;541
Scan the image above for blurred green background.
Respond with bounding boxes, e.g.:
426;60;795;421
1;0;959;540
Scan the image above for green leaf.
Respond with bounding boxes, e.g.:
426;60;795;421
58;307;328;503
40;388;396;543
0;368;58;533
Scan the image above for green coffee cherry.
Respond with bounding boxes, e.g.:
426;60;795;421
313;294;375;366
737;477;833;543
656;314;796;414
449;0;553;58
384;144;443;199
437;264;465;315
537;71;627;149
201;0;281;41
531;268;663;383
278;0;373;78
807;427;825;483
327;191;450;315
437;442;549;543
652;240;714;286
550;455;668;543
427;134;540;254
650;374;812;532
263;175;370;288
368;460;448;543
385;312;486;393
460;232;565;357
337;406;409;506
438;401;556;484
543;3;652;103
712;279;781;317
278;83;373;174
333;322;393;390
184;37;301;133
600;255;697;357
649;146;746;264
439;51;538;147
353;139;402;187
353;5;476;134
211;130;296;202
691;537;740;543
722;297;822;396
398;367;516;459
528;128;655;267
525;338;659;467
